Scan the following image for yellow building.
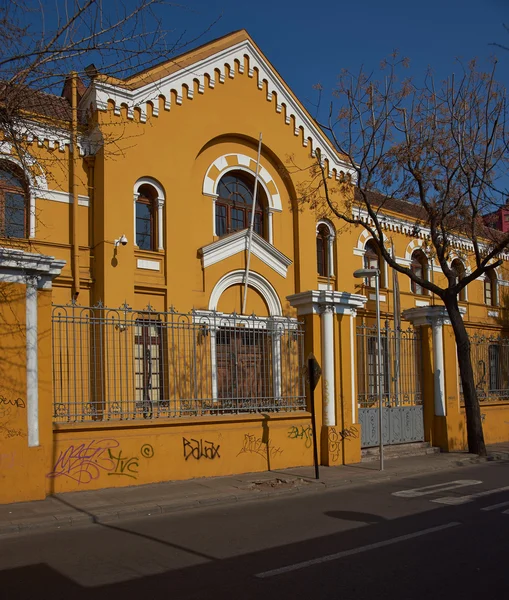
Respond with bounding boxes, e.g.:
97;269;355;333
1;30;508;503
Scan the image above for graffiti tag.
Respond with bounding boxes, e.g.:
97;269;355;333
287;425;313;448
0;395;25;408
107;449;139;479
328;425;359;462
47;439;120;484
237;433;283;460
183;437;221;461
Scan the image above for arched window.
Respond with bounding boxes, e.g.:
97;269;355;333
485;270;498;307
451;259;467;301
316;220;335;277
135;184;159;251
411;250;428;295
0;162;28;239
215;171;266;238
364;240;382;287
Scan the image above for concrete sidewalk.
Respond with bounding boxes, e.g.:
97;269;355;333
1;445;507;538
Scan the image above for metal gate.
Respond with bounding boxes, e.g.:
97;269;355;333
357;322;424;447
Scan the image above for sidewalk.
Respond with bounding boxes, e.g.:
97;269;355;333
1;445;507;537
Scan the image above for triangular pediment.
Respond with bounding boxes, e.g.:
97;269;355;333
81;30;354;179
199;230;292;278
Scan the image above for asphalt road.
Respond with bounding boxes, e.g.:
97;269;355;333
1;461;509;600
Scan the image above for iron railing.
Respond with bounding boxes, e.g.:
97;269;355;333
52;303;306;423
461;333;509;403
356;321;422;408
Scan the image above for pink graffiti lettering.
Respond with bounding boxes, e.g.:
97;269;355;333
47;439;119;484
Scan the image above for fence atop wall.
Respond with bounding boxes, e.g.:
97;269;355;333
356;322;423;408
52;302;306;424
461;333;509;403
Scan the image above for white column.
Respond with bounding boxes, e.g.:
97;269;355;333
321;304;336;426
328;234;335;277
157;199;164;251
431;317;446;416
133;193;139;246
267;210;274;244
350;312;356;420
272;324;282;399
26;276;39;447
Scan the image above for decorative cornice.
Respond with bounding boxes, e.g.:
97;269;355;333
199;229;292;278
0;247;65;289
402;305;466;327
82;38;355;180
287;290;368;316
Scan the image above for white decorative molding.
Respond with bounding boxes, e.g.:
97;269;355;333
488;310;500;318
209;269;282;316
199;229;292;278
134;177;166;250
368;293;386;302
203;154;282;212
415;299;430;307
34;188;90;207
287;289;367;316
0;247;65;289
82;37;355;179
317;219;336;277
137;259;160;271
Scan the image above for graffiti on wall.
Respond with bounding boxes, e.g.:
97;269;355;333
328;425;359;462
287;425;313;448
0;395;26;439
183;437;221;461
47;440;155;484
237;433;283;460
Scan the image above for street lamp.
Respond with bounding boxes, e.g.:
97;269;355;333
353;267;384;471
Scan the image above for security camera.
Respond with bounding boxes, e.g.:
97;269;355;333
114;234;128;247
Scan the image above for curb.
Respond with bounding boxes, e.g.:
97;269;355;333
0;454;505;538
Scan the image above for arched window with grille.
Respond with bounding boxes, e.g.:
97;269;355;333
411;249;428;295
215;171;267;238
451;259;467;301
134;179;164;251
316;220;335;277
0;162;28;239
485;269;498;307
364;240;382;287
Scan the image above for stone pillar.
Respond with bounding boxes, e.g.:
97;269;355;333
288;290;367;465
403;305;466;451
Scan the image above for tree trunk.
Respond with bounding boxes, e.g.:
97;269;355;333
443;293;487;456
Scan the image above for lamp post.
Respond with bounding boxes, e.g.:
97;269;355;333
354;267;384;471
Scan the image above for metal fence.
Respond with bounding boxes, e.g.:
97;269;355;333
52;303;306;423
461;333;509;403
356;321;423;408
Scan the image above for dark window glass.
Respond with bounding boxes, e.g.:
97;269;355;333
316;225;329;276
411;251;427;294
0;163;27;239
136;200;154;250
489;345;501;391
215;171;265;238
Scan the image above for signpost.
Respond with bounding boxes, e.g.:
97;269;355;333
307;353;321;480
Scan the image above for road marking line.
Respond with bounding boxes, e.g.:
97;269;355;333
502;510;509;515
432;485;509;506
392;480;482;498
481;501;509;512
255;522;461;579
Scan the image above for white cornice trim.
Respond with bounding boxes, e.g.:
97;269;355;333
0;247;65;289
353;206;509;262
287;290;368;316
84;39;355;180
34;188;90;207
3;120;90;155
199;229;292;278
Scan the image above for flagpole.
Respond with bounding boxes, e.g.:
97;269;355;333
242;132;263;315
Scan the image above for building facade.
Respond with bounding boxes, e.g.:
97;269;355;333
1;30;508;503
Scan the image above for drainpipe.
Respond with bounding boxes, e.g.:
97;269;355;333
71;71;80;298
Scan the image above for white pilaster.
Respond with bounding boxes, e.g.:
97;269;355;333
26;276;39;447
157;198;164;251
321;304;335;426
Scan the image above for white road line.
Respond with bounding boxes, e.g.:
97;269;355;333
432;485;509;506
255;522;461;579
392;480;482;498
502;510;509;515
480;501;509;512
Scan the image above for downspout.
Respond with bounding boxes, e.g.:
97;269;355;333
71;71;80;298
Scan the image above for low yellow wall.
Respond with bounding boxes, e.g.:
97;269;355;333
47;412;314;494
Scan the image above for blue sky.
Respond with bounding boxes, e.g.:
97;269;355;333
168;0;509;118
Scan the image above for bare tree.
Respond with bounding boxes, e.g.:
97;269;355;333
299;56;509;456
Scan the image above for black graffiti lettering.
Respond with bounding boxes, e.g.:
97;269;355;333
0;395;25;409
328;425;360;461
183;437;221;461
237;433;283;460
107;449;139;479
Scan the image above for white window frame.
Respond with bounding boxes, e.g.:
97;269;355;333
133;177;165;251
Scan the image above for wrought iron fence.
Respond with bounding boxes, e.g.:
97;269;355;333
52;303;306;423
461;333;509;403
356;321;423;408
